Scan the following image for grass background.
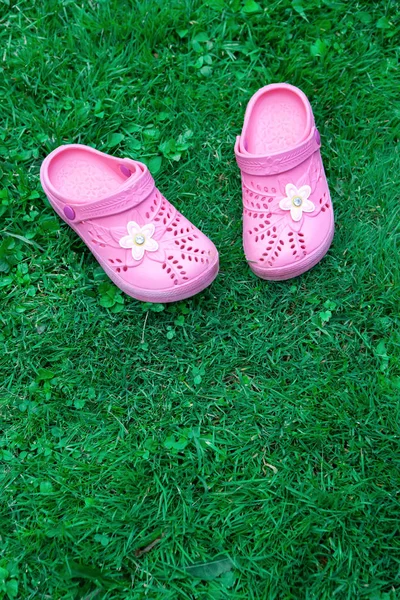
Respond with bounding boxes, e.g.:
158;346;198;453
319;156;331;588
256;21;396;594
1;0;400;598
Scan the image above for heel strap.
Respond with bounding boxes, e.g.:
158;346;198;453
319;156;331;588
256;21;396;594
51;167;155;224
235;128;321;176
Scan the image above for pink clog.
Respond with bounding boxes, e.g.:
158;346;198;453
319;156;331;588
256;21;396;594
40;145;219;302
235;83;334;280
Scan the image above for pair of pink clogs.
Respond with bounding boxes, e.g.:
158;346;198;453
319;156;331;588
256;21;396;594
40;84;334;303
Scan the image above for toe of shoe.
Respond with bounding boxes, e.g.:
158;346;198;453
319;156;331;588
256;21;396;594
115;231;219;301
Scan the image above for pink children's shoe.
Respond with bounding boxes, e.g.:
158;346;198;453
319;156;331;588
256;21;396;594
235;83;334;280
40;145;219;302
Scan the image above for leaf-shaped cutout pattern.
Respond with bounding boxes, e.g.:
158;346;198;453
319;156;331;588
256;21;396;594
296;153;321;191
308;152;321;191
278;177;289;197
110;227;129;244
87;223;122;248
147;247;166;263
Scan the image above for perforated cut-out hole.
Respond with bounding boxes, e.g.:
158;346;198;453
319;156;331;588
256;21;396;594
123;266;128;272
109;259;114;264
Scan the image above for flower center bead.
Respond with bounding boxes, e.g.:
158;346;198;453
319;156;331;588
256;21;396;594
134;234;145;245
292;196;302;207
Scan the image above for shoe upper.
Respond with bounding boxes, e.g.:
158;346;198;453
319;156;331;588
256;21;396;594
40;145;218;293
235;84;334;272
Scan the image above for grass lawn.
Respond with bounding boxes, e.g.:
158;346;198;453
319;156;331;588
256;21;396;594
1;0;400;598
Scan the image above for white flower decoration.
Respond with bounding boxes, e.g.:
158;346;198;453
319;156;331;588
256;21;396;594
279;183;315;222
118;221;159;261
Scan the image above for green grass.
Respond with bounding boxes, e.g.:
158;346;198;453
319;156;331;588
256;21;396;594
1;0;400;598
